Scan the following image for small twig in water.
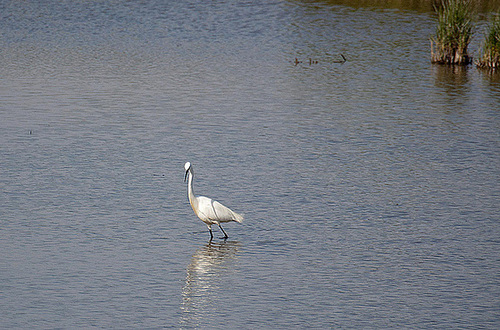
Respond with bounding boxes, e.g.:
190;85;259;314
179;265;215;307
332;53;347;63
293;54;346;66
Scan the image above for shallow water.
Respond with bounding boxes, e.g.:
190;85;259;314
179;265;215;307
1;0;499;328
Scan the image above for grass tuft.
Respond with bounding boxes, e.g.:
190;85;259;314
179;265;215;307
476;14;500;69
431;0;474;65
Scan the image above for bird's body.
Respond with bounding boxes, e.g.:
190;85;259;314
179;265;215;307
184;162;243;240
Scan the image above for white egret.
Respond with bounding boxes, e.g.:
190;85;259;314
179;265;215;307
184;162;243;240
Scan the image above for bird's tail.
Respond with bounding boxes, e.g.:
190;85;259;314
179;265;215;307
232;211;244;223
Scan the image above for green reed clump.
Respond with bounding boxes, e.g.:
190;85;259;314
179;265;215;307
431;0;474;65
476;14;500;69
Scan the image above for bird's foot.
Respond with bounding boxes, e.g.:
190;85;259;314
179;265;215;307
218;224;229;240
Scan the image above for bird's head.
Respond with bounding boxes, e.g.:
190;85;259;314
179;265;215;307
184;162;192;182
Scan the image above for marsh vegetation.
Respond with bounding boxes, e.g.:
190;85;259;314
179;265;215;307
431;0;474;65
476;14;500;69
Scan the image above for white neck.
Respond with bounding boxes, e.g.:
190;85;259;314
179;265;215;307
187;170;195;204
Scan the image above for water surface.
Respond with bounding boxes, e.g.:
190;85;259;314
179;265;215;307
1;0;499;328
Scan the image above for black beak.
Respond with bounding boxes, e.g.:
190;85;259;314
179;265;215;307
184;168;189;182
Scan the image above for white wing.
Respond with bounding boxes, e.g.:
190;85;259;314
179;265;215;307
196;196;243;223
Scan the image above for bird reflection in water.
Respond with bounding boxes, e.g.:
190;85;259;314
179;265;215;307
180;240;241;328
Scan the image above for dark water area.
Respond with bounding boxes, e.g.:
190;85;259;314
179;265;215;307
321;0;500;13
1;0;499;328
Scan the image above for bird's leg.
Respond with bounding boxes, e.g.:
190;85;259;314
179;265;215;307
218;224;228;240
207;225;213;241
